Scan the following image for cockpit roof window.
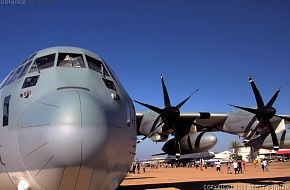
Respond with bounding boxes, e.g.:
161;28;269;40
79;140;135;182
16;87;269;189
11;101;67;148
57;53;86;68
28;52;37;61
85;55;109;76
29;53;56;73
21;57;29;65
18;60;32;79
6;65;24;85
103;60;119;83
0;70;15;89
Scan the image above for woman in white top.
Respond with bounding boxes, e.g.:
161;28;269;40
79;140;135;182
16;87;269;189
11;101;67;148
233;161;238;174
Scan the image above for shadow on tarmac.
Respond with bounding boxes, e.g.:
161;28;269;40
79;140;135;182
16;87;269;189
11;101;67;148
117;176;290;190
124;177;156;180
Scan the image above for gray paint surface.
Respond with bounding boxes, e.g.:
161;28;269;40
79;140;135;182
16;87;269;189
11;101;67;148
0;47;136;190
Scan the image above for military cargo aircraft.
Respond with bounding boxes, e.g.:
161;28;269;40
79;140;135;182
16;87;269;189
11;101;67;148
0;47;136;190
0;46;290;190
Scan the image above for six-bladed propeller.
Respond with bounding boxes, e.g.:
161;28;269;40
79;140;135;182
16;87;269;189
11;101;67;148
229;77;290;151
134;74;199;160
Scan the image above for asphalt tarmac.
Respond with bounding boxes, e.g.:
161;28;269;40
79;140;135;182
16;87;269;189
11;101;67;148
118;161;290;190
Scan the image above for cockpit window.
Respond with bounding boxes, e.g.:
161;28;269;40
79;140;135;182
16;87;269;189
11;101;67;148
19;53;36;66
57;53;86;68
17;60;32;79
103;60;119;83
6;65;24;85
29;54;56;73
21;57;29;65
85;55;109;76
28;52;37;61
0;70;15;89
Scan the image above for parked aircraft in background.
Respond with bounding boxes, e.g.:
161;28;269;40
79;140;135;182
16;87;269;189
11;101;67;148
135;151;214;167
150;151;215;162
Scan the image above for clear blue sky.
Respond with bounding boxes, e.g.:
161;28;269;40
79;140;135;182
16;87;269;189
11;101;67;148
1;0;290;159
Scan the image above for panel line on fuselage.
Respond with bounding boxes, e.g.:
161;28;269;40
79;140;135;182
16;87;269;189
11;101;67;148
57;165;67;190
24;141;49;158
77;91;83;128
35;101;60;109
35;154;54;176
21;124;52;128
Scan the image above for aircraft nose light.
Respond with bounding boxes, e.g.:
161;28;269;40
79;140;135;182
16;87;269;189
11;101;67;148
20;90;32;98
111;92;120;102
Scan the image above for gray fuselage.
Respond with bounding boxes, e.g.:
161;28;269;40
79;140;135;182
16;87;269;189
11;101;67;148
0;47;137;190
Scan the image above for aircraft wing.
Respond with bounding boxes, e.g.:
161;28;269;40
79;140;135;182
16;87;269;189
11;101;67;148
136;111;228;136
178;112;228;131
275;115;290;125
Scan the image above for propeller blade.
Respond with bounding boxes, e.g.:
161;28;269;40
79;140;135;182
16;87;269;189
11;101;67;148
266;88;281;107
176;89;199;109
160;74;171;107
248;77;265;108
242;115;258;138
172;123;181;160
266;120;279;151
175;143;181;160
276;115;290;122
228;104;257;115
150;115;162;133
137;115;163;143
151;152;167;156
243;125;259;141
152;118;167;134
134;100;163;114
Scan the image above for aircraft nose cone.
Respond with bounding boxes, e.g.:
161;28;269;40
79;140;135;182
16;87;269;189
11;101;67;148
51;91;108;166
18;90;108;172
199;133;217;151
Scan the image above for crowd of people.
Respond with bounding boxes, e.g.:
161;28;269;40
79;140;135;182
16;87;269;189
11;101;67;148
129;159;271;175
129;163;146;174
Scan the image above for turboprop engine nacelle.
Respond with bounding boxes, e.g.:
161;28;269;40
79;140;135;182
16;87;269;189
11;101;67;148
138;112;168;142
162;132;217;155
222;110;259;135
139;112;160;136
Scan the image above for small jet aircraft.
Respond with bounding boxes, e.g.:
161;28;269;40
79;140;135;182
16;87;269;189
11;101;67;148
0;46;289;190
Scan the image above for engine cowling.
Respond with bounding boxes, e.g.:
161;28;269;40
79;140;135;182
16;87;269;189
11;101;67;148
162;132;217;155
262;129;290;149
138;111;168;142
139;112;160;136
